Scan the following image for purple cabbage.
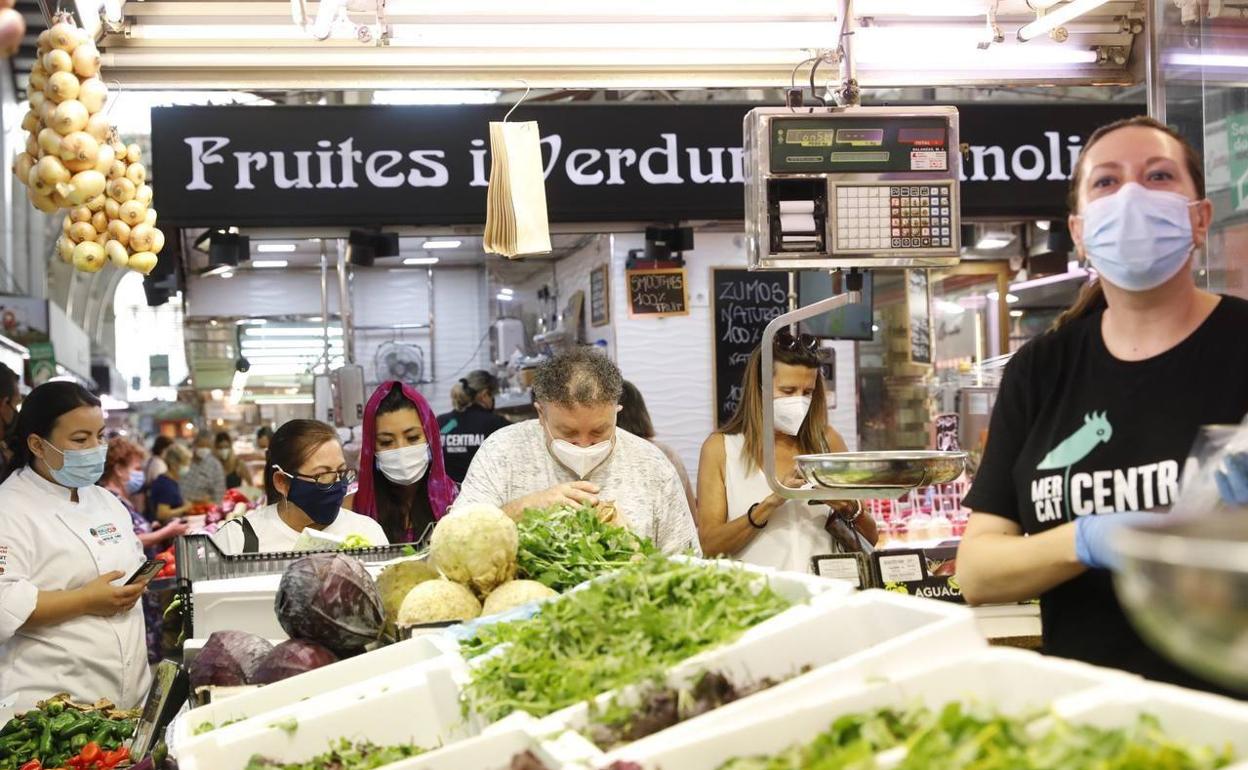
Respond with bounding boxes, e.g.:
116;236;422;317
189;631;274;689
251;639;339;684
274;553;385;656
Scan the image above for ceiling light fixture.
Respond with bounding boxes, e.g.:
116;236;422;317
257;243;298;253
496;293;514;302
422;240;462;250
403;257;440;266
1017;0;1113;42
253;259;289;268
976;236;1014;250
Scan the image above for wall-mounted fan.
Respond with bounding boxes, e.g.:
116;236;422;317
374;342;425;385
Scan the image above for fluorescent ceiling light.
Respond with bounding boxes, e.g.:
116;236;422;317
1010;309;1025;318
422;240;462;250
242;339;344;349
404;257;440;266
1017;0;1113;42
1010;265;1091;292
201;264;232;278
936;300;966;316
1035;220;1051;231
248;395;315;405
245;327;343;337
499;288;514;295
1168;52;1248;69
496;293;514;302
854;27;1099;66
257;243;298;253
373;89;501;105
253;260;289;268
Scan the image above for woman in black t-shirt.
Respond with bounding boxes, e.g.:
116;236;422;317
957;116;1248;693
437;370;511;483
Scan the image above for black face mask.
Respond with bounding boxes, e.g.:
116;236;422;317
284;474;347;526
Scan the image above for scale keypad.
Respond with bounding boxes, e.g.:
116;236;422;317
835;184;953;251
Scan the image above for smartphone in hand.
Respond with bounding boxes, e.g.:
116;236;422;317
125;559;164;586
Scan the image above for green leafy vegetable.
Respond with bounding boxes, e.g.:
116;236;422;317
268;717;299;736
515;503;657;592
191;716;245;736
460;555;791;721
243;739;424;770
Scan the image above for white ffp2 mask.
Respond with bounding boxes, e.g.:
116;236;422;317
773;396;812;436
544;422;614;479
376;442;430;486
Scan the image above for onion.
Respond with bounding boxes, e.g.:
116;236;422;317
66;157;97;174
93;143;115;174
28;188;58;213
96;229;108;246
28;67;47;93
119;200;147;227
106;219;130;246
70;205;91;223
85;193;106;212
104;198;120;220
125;162;146;187
38;127;63;156
128;251;158;275
24;134;39;158
13;153;36;184
128;224;156;252
28;167;52;196
68;221;96;244
0;8;22;57
57;169;106;205
36;155;71;186
51;99;89;135
126;144;142;164
46;71;80;103
111;139;127;160
150;228;166;255
86;112;110;142
77;78;107;114
50;189;70;209
105;240;129;268
135;185;153;206
91;210;108;233
59;132;99;166
29;90;46;112
62;215;72;235
48;22;78;52
72;43;100;78
37;99;56;126
72;241;107;274
143;207;157;227
21;110;40;134
43;48;72;74
107;177;136;203
56;236;75;263
106;160;125;181
37;29;50;55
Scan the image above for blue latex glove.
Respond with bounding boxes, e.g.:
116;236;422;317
1074;512;1164;570
1215;451;1248;506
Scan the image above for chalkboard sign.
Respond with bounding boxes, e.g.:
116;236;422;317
712;268;790;426
626;268;689;318
906;270;932;365
590;264;610;327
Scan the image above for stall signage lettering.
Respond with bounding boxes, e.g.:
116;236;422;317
626;268;689;318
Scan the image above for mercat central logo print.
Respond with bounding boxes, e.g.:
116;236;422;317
1037;411;1113;521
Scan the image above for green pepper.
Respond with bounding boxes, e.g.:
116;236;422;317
88;724;112;748
47;712;76;735
37;722;53;758
1;719;23;737
44;700;64;716
59;714;94;739
69;733;89;752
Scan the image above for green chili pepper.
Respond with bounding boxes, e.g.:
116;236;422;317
89;724;112;747
48;712;76;734
44;700;65;716
1;719;23;737
38;722;53;757
60;714;94;739
69;733;89;752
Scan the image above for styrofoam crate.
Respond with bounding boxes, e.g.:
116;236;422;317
372;714;558;770
1049;681;1248;769
178;656;469;770
171;635;454;756
606;648;1137;770
529;590;980;766
669;555;855;605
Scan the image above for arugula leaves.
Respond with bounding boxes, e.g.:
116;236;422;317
242;739;424;770
515;504;658;593
460;555;791;721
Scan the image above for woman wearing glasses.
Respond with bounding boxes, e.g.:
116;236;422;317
697;332;876;573
212;419;387;554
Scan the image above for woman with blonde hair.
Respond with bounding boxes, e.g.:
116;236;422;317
697;330;875;572
437;369;510;483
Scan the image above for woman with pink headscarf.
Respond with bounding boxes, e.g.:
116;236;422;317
352;381;458;544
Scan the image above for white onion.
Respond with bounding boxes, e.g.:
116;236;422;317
119;200;147;227
77;78;107;114
71;43;100;79
105;240;130;268
28;188;58;213
107;177;136;203
104;198;120;220
85;193;106;213
143;207;157;227
91;210;108;233
12;153;36;184
62;215;72;235
24;134;39;159
43;48;72;74
135;185;153;206
93;143;115;175
86;112;110;142
107;160;126;181
59;132;99;166
46;71;81;103
51;100;89;135
58;169;106;205
106;219;131;246
150;228;166;255
21;110;40;134
126;144;142;164
28;90;47;112
125;162;146;187
68;220;97;244
128;251;158;275
48;22;78;52
38;127;63;156
70;205;91;223
128;224;156;252
72;241;107;273
56;236;75;263
35;155;71;186
36;29;51;55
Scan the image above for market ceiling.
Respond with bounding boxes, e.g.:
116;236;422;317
58;0;1157;91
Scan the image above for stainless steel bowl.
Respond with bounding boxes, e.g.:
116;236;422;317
795;451;968;491
1111;514;1248;692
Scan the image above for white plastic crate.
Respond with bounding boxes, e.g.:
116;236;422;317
531;590;980;766
373;714;556;770
607;648;1138;770
178;656;468;770
171;635;453;756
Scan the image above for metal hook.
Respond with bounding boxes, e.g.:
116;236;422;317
104;78;124;120
503;80;532;123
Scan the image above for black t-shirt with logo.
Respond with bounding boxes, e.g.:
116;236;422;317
963;295;1248;691
437;405;512;483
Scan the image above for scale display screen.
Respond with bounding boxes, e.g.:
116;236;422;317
770;116;950;174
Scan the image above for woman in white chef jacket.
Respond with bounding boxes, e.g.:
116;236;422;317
0;382;152;711
697;333;877;573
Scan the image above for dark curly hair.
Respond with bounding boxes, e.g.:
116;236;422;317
532;347;623;406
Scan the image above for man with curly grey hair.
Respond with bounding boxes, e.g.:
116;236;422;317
453;347;700;554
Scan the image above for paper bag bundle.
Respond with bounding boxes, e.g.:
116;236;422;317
484;120;553;258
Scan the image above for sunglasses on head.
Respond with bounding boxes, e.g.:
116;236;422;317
775;327;820;354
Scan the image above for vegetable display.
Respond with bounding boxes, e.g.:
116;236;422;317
188;630;275;690
459;555;791;721
480;579;557;616
242;739;424;770
374;559;438;634
715;704;1236;770
274;553;385;657
396;579;482;626
250;639;339;685
430;503;518;597
9;14;164;276
0;694;138;770
515;503;656;593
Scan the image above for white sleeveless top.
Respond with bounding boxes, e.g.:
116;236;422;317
723;433;835;573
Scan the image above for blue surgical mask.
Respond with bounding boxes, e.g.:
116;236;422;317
279;469;346;526
42;439;107;488
126;469;145;495
1079;183;1198;292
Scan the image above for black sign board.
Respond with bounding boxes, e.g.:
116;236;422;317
712;268;790;427
589;264;610;327
150;102;1143;228
626;268;688;318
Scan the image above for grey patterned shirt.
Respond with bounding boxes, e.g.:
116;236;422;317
454;420;702;555
181;452;226;504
